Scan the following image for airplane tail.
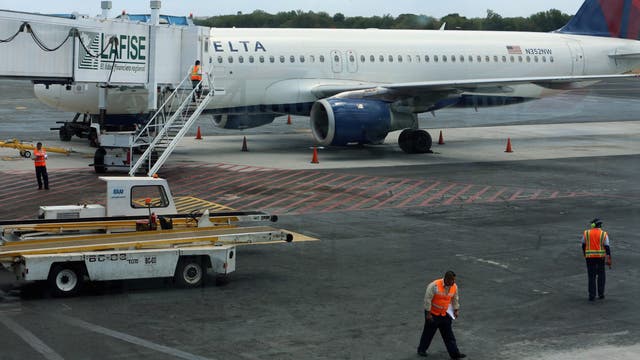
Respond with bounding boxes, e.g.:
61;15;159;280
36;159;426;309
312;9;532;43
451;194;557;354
557;0;640;40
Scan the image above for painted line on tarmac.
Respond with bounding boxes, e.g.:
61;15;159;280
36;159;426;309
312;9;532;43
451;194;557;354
53;314;215;360
0;314;65;360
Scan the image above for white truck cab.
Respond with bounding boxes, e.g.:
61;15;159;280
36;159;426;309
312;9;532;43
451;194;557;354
39;176;178;219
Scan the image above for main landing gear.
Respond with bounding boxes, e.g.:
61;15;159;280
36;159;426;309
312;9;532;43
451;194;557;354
398;129;433;154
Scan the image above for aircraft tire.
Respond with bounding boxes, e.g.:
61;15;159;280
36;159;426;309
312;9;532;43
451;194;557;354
413;130;433;153
398;129;416;154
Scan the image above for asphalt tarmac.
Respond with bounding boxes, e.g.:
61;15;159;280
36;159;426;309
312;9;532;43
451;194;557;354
0;79;639;360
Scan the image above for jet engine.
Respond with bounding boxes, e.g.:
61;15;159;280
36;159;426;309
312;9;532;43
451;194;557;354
310;98;393;146
213;114;276;129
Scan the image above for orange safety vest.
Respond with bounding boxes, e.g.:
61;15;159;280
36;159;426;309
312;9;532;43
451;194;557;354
583;228;607;258
429;279;457;316
33;148;47;167
191;65;202;81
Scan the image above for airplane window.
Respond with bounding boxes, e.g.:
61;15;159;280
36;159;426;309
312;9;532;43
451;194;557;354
370;55;375;62
451;55;456;63
443;55;447;62
334;55;340;62
468;55;473;62
425;55;430;62
550;56;554;62
478;55;482;62
360;55;365;63
407;55;412;63
319;55;325;62
300;55;305;63
502;56;507;62
434;55;439;62
228;56;234;63
542;56;547;63
388;55;393;62
415;55;420;63
459;55;464;62
534;56;539;63
526;56;531;63
217;56;223;64
239;56;244;63
493;55;499;62
510;56;515;62
398;55;403;63
280;55;285;63
349;55;355;62
249;56;254;63
259;56;265;63
290;55;295;63
310;55;316;62
379;55;384;62
485;55;490;62
518;56;523;62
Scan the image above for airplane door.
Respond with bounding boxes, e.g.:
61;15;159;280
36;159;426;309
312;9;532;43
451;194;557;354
346;50;358;73
331;50;343;73
567;40;585;75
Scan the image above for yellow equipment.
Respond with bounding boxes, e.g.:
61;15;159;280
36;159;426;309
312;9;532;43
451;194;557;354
0;139;71;158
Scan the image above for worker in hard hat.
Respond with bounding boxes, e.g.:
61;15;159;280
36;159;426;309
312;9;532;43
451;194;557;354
582;218;612;301
417;271;466;359
33;142;49;190
191;60;202;102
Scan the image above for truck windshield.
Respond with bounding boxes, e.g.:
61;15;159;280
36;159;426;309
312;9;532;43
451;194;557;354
130;185;170;209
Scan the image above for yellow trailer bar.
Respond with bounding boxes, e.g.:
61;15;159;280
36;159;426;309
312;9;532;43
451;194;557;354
0;226;291;259
0;139;71;157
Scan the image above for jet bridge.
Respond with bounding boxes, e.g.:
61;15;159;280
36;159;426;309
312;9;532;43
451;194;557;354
0;2;205;89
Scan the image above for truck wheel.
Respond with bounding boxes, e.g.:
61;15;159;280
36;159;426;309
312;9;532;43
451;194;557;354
59;126;72;141
94;148;107;174
48;264;83;297
174;257;204;288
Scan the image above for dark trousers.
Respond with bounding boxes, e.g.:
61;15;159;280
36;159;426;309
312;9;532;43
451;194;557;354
586;257;606;299
418;311;461;357
35;166;48;189
191;80;202;100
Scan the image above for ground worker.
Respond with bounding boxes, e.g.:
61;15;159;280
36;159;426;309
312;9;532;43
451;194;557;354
582;218;612;301
417;271;466;359
33;142;49;190
191;60;202;102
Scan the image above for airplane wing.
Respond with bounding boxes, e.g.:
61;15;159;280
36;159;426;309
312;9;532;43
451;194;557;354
310;73;640;100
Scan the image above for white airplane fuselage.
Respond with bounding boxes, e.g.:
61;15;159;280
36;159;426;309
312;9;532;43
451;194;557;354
34;29;640;115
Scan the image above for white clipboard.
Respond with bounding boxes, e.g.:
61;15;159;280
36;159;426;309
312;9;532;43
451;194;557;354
447;304;456;320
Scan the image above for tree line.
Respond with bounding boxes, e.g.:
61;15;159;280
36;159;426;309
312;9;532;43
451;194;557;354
194;9;571;32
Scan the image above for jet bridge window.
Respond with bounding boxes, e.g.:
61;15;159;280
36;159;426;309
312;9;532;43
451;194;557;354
130;185;170;209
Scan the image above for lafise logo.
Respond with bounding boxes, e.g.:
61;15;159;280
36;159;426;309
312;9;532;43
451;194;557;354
78;32;147;73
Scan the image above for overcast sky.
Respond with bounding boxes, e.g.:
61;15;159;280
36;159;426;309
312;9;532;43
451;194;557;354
0;0;585;19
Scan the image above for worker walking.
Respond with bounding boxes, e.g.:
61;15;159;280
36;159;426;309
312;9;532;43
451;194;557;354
33;142;49;190
191;60;202;102
417;271;466;359
582;218;612;301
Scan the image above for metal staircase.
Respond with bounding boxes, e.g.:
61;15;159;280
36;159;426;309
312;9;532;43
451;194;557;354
128;65;214;176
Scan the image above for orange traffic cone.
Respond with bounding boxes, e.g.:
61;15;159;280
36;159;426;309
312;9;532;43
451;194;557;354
241;136;248;152
195;126;202;140
287;115;292;125
505;138;513;153
438;130;445;145
311;146;319;164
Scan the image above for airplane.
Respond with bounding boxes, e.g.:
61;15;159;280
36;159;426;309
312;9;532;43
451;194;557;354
33;0;640;154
